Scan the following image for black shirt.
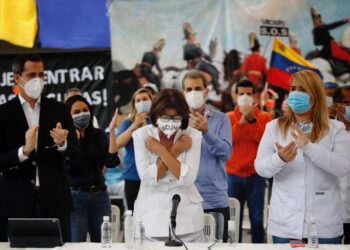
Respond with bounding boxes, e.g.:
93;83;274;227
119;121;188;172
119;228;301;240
67;128;120;190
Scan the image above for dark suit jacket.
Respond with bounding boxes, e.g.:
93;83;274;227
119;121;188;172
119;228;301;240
0;96;79;217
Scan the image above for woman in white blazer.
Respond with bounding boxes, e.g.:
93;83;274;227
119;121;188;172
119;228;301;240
132;88;204;242
255;70;350;244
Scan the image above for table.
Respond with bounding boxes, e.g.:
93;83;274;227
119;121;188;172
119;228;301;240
1;242;349;250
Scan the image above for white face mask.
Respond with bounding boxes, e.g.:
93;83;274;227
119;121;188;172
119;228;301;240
237;94;253;106
326;96;333;107
185;91;205;110
19;77;44;100
156;119;182;138
135;100;152;113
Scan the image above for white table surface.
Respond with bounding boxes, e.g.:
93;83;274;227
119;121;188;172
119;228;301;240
1;242;349;250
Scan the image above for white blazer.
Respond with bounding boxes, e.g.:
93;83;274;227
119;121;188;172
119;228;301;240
132;125;204;238
255;119;350;239
340;174;350;223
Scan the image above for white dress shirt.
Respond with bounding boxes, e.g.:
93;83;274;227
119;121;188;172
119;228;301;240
132;125;204;238
17;94;67;186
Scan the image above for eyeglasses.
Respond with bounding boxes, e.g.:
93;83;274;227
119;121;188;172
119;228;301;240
159;115;183;122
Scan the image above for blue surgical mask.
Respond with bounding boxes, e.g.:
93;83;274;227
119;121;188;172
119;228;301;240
287;91;310;114
72;112;91;129
345;106;350;122
135;100;151;113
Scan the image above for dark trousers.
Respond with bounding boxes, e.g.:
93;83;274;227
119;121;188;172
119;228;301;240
344;223;350;244
204;206;230;243
227;173;266;243
124;179;140;211
0;189;71;242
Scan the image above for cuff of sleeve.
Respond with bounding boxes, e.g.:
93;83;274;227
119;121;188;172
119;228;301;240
177;163;189;185
300;142;317;157
18;146;29;162
149;163;158;184
57;140;67;152
270;153;286;168
203;130;217;145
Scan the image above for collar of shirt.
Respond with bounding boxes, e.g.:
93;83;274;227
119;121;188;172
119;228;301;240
18;93;41;111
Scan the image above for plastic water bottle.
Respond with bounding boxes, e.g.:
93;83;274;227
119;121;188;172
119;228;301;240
227;220;235;245
124;210;134;249
101;216;112;248
134;221;145;250
308;217;318;248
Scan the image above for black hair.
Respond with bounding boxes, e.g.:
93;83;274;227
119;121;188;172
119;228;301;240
65;95;94;133
150;89;189;130
12;54;43;75
235;79;256;93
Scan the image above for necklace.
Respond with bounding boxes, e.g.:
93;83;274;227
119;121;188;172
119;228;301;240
297;121;313;136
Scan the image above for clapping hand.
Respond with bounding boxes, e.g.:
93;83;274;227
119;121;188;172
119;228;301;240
291;123;310;148
50;122;69;146
189;111;209;133
275;141;298;162
108;107;119;133
23;125;39;156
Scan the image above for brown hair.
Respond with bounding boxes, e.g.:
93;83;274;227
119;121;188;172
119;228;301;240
277;70;329;142
182;69;208;89
129;88;153;122
150;88;189;130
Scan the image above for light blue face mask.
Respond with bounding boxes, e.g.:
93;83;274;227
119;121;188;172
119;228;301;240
345;106;350;122
287;91;310;114
135;100;152;113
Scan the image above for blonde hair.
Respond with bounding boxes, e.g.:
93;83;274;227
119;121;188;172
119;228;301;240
277;70;329;142
129;88;153;122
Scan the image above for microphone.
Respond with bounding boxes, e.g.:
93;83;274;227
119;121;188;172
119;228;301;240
165;194;183;247
170;194;181;228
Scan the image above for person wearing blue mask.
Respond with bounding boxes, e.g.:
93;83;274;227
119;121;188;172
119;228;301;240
116;88;154;211
255;70;350;244
65;95;120;242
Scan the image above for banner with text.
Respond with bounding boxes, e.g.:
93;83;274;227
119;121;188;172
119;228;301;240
0;50;113;128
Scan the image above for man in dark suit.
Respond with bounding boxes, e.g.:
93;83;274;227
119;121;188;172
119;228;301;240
0;54;79;242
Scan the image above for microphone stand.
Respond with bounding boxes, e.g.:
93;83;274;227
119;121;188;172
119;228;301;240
165;219;183;246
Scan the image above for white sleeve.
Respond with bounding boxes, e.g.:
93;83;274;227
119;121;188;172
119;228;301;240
254;122;287;178
132;128;158;186
176;130;202;187
301;123;350;177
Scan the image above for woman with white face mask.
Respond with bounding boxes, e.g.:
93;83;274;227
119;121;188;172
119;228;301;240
255;70;350;244
115;88;154;211
65;95;119;242
132;88;204;242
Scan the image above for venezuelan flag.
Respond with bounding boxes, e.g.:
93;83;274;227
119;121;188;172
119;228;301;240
0;0;37;47
267;38;322;90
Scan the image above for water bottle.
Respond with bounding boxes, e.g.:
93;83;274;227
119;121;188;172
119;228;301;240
227;220;235;245
134;221;145;250
308;217;318;248
101;216;112;248
124;210;134;249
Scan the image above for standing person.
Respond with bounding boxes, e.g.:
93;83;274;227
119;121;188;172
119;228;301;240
255;70;350;244
238;33;268;87
182;70;232;242
311;6;350;66
132;88;204;242
0;54;79;242
65;95;119;242
116;88;154;211
226;79;271;243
